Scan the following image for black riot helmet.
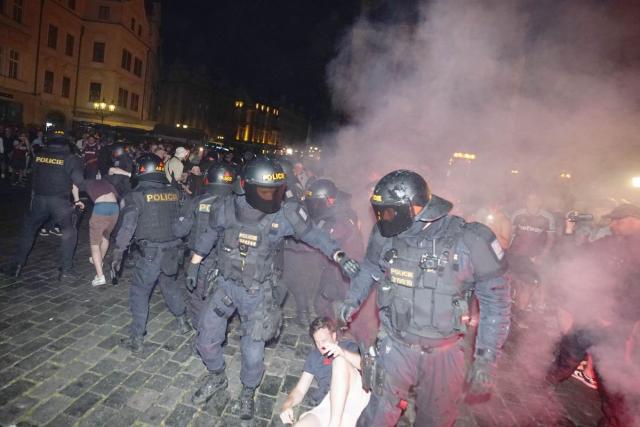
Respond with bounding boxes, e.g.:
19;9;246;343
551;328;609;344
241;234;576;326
305;178;338;220
134;153;168;183
205;162;236;196
240;156;286;213
371;170;452;237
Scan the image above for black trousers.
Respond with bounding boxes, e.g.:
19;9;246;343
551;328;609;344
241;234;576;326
14;194;77;271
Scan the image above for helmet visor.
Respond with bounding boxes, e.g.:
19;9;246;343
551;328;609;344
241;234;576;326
372;204;414;237
305;198;329;220
245;183;285;213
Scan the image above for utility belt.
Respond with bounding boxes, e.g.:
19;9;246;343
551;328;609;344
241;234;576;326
136;238;183;249
386;327;461;353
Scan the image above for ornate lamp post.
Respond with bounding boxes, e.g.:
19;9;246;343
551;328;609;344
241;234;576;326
93;99;116;124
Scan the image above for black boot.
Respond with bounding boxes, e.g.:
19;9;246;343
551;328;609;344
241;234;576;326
238;386;256;420
176;315;192;335
192;370;228;405
120;335;144;354
2;263;22;278
58;269;78;281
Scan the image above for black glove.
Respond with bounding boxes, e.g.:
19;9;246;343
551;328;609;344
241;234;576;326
185;262;199;293
338;301;358;325
465;356;496;403
333;251;360;278
111;249;124;275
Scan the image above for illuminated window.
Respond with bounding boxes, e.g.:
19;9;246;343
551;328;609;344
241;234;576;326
43;70;54;94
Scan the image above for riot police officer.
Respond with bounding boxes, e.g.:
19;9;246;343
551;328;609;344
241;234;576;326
4;134;84;280
339;170;511;427
185;156;360;420
111;154;190;354
174;162;236;329
304;179;365;320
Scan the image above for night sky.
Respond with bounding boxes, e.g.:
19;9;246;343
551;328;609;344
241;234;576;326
161;0;362;123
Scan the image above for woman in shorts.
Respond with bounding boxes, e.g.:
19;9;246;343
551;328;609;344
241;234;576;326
83;180;119;286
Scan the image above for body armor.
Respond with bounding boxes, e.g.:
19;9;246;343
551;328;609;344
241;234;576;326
133;186;180;242
32;147;71;197
217;196;280;288
188;194;218;250
377;217;470;340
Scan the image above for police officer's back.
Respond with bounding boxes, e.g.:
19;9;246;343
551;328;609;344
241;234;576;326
111;154;190;354
6;134;84;279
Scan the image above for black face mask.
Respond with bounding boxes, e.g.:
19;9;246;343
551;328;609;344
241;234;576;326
305;198;330;220
244;183;285;214
372;204;414;237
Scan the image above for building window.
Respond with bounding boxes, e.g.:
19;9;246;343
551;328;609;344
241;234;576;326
89;82;101;101
62;76;71;98
92;42;105;62
121;49;131;71
138;25;142;36
98;5;110;20
43;70;54;94
130;93;139;111
117;88;128;108
47;25;58;49
68;0;75;10
8;49;19;79
133;57;142;77
65;34;74;56
130;18;135;31
12;0;22;23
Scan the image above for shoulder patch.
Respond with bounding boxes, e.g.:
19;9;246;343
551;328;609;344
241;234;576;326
490;238;505;260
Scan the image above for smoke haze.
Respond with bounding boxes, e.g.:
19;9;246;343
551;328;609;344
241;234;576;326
321;0;640;424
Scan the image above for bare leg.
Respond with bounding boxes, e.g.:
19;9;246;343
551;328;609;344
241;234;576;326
295;413;322;427
91;244;104;277
100;237;110;263
328;356;352;427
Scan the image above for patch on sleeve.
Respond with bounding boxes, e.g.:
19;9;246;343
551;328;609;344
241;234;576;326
490;239;504;260
298;207;308;221
271;222;279;229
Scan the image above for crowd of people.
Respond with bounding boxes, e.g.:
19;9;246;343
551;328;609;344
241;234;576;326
1;127;638;426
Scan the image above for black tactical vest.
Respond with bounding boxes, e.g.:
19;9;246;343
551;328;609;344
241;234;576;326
133;186;179;242
188;194;218;249
32;149;71;196
217;196;280;288
377;217;469;340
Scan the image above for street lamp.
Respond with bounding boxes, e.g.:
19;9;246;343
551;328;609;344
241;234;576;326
93;99;115;124
632;176;640;188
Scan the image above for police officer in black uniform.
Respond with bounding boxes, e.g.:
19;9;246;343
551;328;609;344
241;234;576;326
185;157;360;420
107;144;134;196
111;154;191;354
4;134;84;279
174;162;236;330
304;179;365;320
339;170;511;427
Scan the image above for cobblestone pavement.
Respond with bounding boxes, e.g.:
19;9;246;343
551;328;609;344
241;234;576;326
0;183;602;427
